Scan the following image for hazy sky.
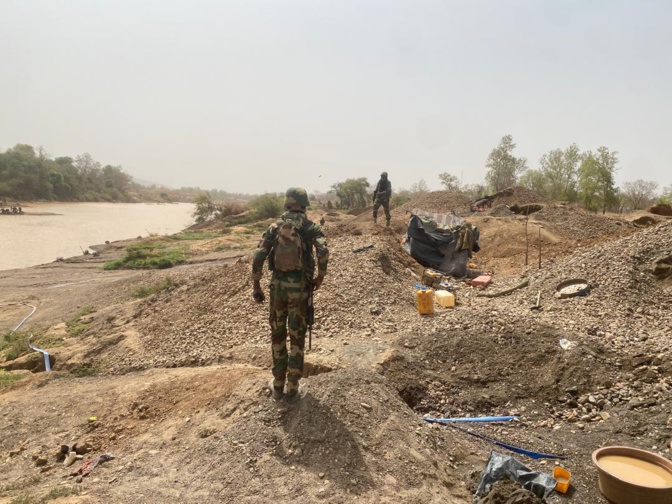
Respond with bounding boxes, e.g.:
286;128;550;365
2;0;670;194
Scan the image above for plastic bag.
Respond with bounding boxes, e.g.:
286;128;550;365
474;450;557;501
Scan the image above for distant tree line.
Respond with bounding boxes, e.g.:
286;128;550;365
0;144;134;202
326;134;669;214
433;135;670;213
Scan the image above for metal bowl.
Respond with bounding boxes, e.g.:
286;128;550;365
556;278;590;298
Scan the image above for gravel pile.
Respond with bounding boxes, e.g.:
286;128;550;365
534;205;633;240
396;190;473;217
490;186;543;207
525;219;672;349
447;220;672;353
107;232;419;372
487;205;514;217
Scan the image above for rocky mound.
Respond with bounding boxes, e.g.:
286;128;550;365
487;205;513;217
650;203;672;216
395;191;473;217
490;186;543;207
95;232;420;372
527;220;672;345
533;205;633;240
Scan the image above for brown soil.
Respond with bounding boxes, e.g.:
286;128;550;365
1;208;671;504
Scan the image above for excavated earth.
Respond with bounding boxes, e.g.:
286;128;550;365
0;204;671;504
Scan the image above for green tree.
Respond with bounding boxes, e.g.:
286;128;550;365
438;172;460;191
330;178;371;208
578;147;619;213
518;169;548;196
74;153;104;199
538;143;582;200
102;165;132;201
390;188;412;206
193;193;216;222
484;135;528;192
250;193;284;219
0;144;53;200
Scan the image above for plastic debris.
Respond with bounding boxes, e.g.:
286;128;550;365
559;339;574;350
70;453;115;478
475;450;557;500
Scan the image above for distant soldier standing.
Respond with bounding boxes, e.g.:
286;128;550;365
251;188;329;403
373;171;392;226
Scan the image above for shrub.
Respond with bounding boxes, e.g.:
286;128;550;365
0;370;27;388
250;193;284;220
65;306;95;337
216;201;248;218
70;364;101;377
104;243;187;270
0;331;29;361
133;277;176;298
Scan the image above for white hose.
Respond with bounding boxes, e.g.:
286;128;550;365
12;303;36;332
6;303;51;372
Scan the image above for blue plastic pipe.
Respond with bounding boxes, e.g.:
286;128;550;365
425;415;519;423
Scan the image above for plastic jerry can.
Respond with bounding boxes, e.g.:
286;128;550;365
435;290;455;308
417;288;435;315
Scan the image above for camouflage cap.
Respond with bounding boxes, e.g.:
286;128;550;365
285;187;309;207
381;171;388;178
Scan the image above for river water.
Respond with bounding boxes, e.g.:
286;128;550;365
0;202;195;271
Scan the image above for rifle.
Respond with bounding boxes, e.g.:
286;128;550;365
307;284;314;351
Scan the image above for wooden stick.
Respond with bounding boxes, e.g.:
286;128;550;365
525;215;529;266
476;279;530;298
538;226;542;269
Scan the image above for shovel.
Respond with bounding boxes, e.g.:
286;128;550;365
530;290;542;311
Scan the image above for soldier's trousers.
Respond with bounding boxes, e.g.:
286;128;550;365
373;198;391;222
269;275;309;393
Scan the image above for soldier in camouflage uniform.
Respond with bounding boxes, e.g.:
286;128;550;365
251;187;329;402
373;171;392;226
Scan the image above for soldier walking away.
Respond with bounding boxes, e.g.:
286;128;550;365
373;171;392;226
251;187;329;403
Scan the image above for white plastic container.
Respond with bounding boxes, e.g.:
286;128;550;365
435;290;455;308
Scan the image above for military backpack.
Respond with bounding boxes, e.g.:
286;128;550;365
271;218;305;272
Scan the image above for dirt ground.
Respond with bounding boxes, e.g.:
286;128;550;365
1;203;671;504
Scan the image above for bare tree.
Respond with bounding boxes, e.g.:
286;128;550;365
410;179;429;194
622;179;659;210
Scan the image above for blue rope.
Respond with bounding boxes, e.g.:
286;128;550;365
423;417;565;460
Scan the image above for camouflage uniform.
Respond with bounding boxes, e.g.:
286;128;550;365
251;195;329;397
373;172;392;225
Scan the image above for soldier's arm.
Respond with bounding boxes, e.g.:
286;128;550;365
310;224;329;288
251;225;275;281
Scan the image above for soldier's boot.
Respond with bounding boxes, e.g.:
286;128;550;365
373;216;377;224
269;378;284;400
285;389;300;403
386;219;390;227
285;374;302;404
